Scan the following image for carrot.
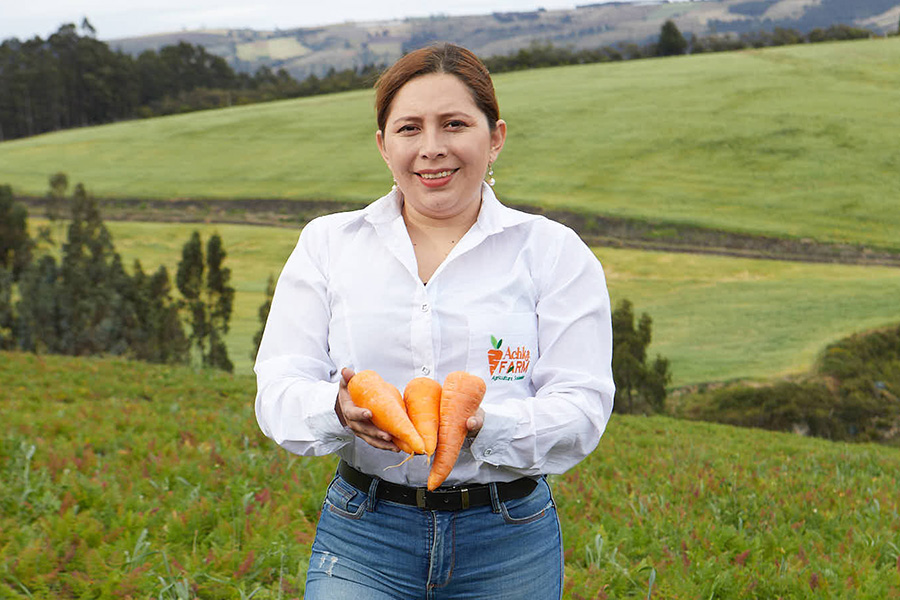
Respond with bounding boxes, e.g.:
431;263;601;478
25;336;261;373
348;370;426;456
403;377;442;457
427;371;486;491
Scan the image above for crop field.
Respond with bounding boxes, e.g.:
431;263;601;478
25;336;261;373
3;38;900;250
4;35;900;599
2;352;898;599
37;219;897;386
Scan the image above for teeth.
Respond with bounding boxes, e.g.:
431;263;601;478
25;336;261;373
420;170;454;179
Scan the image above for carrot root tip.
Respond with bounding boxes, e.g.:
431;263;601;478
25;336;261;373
384;453;416;470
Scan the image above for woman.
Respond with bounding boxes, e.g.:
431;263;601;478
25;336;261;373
255;43;615;599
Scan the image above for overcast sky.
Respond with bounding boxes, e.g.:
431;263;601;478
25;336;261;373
1;0;690;41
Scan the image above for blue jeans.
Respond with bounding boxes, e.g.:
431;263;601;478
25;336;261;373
304;471;564;599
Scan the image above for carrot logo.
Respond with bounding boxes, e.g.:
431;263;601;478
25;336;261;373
488;336;503;375
487;334;530;381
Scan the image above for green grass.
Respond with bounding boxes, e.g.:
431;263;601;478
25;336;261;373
43;219;899;387
2;352;898;599
601;247;900;386
3;38;900;249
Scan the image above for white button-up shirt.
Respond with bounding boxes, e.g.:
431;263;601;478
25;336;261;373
254;183;614;487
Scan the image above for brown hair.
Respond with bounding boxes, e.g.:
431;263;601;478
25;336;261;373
374;43;500;133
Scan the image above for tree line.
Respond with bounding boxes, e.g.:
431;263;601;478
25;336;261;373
483;21;880;71
0;20;382;142
2;17;893;143
0;176;247;372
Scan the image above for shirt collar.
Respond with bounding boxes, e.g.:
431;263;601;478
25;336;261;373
362;182;537;233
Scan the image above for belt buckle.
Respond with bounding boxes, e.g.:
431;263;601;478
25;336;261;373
420;487;469;510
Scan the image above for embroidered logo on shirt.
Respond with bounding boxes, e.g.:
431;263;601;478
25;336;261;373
488;335;530;381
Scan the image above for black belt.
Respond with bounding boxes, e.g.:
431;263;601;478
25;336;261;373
337;460;538;511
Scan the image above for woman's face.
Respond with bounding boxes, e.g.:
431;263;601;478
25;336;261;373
376;73;506;223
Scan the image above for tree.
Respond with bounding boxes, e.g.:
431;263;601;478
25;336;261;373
0;267;14;349
0;184;33;280
611;299;672;414
176;230;234;372
129;260;190;364
205;233;234;372
251;274;276;361
45;172;69;244
658;20;688;57
5;176;190;363
177;231;207;363
57;183;124;355
15;255;62;353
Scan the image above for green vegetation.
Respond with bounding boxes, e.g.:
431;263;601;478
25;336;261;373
611;299;671;414
27;219;894;386
677;324;900;446
4;38;900;250
600;247;900;387
657;20;688;56
2;352;898;598
0;22;382;142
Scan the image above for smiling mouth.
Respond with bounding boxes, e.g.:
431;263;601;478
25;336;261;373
416;168;459;179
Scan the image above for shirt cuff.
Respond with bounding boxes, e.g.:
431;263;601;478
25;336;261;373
306;380;353;442
469;403;519;465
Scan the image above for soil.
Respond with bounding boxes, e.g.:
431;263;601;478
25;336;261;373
17;195;900;268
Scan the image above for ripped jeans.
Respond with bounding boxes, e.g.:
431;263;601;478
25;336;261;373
303;471;563;600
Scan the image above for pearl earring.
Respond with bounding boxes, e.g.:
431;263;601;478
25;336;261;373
487;163;495;187
391;178;398;192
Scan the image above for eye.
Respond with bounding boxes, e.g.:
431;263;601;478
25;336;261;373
446;120;466;130
397;124;418;133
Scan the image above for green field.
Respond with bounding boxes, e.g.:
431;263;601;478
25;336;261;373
32;219;896;387
4;38;900;250
2;352;898;599
5;33;900;600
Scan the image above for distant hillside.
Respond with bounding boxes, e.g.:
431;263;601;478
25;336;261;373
5;38;900;253
109;0;900;78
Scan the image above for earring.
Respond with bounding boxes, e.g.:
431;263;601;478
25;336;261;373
391;178;398;192
487;163;495;187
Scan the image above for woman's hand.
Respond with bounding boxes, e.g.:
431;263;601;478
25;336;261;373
466;408;485;438
335;367;400;452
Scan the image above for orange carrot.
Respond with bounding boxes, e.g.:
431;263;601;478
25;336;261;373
348;370;426;455
427;371;486;491
403;377;442;457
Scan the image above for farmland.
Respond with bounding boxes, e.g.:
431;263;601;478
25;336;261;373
3;38;900;250
2;33;900;600
49;219;898;386
2;352;899;599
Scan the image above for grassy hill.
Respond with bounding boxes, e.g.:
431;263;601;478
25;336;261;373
2;351;898;598
4;38;900;251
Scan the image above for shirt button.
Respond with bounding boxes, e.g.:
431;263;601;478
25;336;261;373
421;366;431;375
484;448;493;456
421;303;430;312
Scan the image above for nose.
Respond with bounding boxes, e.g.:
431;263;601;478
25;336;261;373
419;127;447;159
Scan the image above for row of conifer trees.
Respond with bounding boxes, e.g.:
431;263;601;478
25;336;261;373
0;177;241;372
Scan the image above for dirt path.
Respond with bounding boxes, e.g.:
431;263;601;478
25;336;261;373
18;195;900;268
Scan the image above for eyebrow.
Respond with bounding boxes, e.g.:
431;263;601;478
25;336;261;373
389;111;477;125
